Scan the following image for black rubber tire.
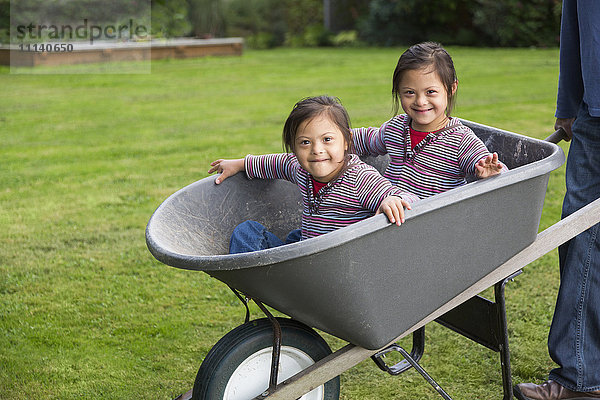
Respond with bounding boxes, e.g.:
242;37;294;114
192;318;340;400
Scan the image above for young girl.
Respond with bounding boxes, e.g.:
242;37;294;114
208;95;419;254
352;42;507;199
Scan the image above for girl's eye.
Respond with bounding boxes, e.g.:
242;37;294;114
427;90;437;95
323;136;333;142
298;139;310;146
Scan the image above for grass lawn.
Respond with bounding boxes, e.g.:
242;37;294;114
1;46;568;399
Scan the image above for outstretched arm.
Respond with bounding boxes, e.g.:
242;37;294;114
375;196;412;226
208;158;245;184
474;152;504;179
351;122;389;156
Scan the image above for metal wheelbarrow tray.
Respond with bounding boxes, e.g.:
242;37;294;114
146;120;564;352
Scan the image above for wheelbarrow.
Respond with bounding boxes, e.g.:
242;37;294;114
146;120;600;399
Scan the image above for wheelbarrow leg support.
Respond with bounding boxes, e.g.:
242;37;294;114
228;286;251;324
372;329;453;400
396;346;453;400
436;271;521;400
371;327;425;375
372;272;518;400
228;288;283;397
254;300;282;396
495;273;516;400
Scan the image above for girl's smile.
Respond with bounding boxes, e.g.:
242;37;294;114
399;67;457;132
294;115;348;183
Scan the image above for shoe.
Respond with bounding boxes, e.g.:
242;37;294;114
514;380;600;400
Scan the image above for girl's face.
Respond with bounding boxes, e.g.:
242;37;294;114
398;67;457;132
294;115;348;183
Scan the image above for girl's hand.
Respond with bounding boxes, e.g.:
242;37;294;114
376;196;412;226
475;153;503;179
208;158;245;184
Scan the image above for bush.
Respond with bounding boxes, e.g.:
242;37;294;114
0;0;8;44
80;0;561;47
222;0;286;47
286;24;331;47
245;32;277;49
187;0;225;38
331;30;363;47
358;0;479;46
358;0;561;47
303;24;331;47
324;0;370;33
472;0;561;47
283;0;323;38
152;0;192;38
223;0;325;48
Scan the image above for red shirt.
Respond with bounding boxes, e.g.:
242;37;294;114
311;177;327;196
409;127;440;149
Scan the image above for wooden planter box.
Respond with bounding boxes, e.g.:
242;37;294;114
0;38;243;67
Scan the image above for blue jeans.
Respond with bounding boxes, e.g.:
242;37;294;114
229;220;302;254
548;103;600;391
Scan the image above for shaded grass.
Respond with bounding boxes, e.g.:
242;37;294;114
1;47;567;399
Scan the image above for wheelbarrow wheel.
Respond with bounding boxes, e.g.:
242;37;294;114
192;317;340;400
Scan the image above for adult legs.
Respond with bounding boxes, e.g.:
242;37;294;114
547;104;600;392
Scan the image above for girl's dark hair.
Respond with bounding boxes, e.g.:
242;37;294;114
392;42;458;116
282;95;352;153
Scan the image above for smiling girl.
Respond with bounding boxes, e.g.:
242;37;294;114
209;95;419;253
352;42;507;199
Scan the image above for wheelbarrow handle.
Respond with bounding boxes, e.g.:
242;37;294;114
545;127;569;144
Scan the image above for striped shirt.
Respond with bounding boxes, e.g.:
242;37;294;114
245;153;419;239
352;115;506;198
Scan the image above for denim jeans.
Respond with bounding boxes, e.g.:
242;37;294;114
229;220;302;254
548;103;600;391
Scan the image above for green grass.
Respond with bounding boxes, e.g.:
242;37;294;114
1;47;568;399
